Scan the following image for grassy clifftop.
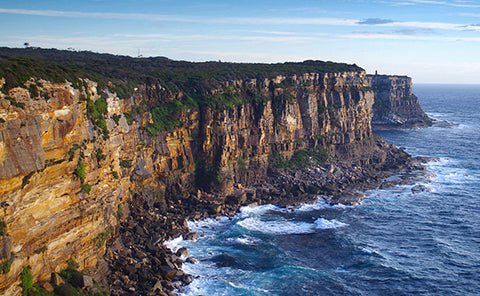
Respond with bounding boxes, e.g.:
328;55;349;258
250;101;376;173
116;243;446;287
0;47;363;96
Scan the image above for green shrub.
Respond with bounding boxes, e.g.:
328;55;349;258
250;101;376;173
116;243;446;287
95;149;105;163
28;84;39;98
146;96;199;136
80;183;92;193
146;102;182;135
20;267;34;293
117;204;123;218
0;219;6;235
123;112;134;125
74;161;86;183
119;159;131;168
0;258;13;274
0;118;5;123
111;114;121;125
67;144;80;161
20;266;53;296
86;97;108;137
272;147;328;170
94;227;112;249
5;96;25;109
112;171;119;179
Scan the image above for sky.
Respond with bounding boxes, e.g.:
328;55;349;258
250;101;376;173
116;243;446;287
1;0;480;83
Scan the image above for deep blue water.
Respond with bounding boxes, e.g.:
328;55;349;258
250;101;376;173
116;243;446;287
168;84;480;296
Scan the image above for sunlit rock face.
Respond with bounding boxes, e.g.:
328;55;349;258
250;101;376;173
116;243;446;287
0;70;380;295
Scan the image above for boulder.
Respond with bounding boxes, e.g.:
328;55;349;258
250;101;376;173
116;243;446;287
151;280;163;293
185;257;198;264
51;273;65;286
175;247;188;258
42;282;54;292
159;266;177;281
184;232;199;241
182;275;193;285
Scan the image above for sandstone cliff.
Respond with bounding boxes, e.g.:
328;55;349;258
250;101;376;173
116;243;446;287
0;49;415;295
367;74;432;128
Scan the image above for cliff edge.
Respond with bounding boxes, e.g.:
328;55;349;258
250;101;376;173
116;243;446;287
367;74;432;128
0;48;423;295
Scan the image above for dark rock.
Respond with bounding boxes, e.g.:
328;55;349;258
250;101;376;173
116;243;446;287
184;232;199;241
73;275;94;288
411;184;429;193
182;275;193;285
51;273;65;286
176;247;188;258
185;257;197;264
160;266;177;281
151;280;163;293
0;236;12;261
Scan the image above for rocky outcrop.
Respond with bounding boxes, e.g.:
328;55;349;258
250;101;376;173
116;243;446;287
367;74;432;128
0;62;417;295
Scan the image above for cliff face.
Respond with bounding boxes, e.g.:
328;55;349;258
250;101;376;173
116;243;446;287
0;70;381;294
367;74;432;128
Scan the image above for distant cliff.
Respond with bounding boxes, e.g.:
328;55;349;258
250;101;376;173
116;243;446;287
0;48;416;295
367;74;432;128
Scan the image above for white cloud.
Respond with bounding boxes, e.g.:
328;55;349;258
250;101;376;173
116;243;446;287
392;0;480;8
0;7;478;31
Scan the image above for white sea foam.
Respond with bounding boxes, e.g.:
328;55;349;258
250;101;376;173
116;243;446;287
237;217;315;234
314;218;348;229
164;235;184;252
237;216;347;235
187;216;231;230
292;198;332;212
227;235;261;245
239;204;285;217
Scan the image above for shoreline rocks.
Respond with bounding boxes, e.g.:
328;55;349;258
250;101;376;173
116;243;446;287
106;139;430;295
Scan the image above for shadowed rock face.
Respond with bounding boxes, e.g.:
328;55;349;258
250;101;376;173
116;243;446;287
0;70;404;295
367;74;432;128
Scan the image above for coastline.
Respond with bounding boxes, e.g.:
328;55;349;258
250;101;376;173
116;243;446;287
106;138;433;296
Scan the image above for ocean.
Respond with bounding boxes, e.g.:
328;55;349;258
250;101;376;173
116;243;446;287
167;84;480;296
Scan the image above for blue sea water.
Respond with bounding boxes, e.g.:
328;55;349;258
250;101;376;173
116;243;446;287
168;84;480;296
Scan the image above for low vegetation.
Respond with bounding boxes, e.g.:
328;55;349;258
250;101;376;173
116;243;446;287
56;259;109;296
0;219;6;236
272;147;328;170
94;227;113;249
86;96;108;137
0;258;13;274
119;159;131;168
74;161;86;183
20;267;52;296
5;96;25;109
80;183;92;194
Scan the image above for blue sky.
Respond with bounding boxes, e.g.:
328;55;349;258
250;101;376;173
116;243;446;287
1;0;480;83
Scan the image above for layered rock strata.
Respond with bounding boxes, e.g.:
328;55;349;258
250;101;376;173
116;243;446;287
0;68;421;295
367;74;432;128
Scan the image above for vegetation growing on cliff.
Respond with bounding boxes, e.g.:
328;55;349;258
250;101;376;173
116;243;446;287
4;95;25;108
80;183;92;194
272;147;328;170
119;159;132;168
94;227;113;249
0;219;6;236
86;96;108;137
56;260;108;296
20;266;52;296
0;258;13;274
74;161;86;183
